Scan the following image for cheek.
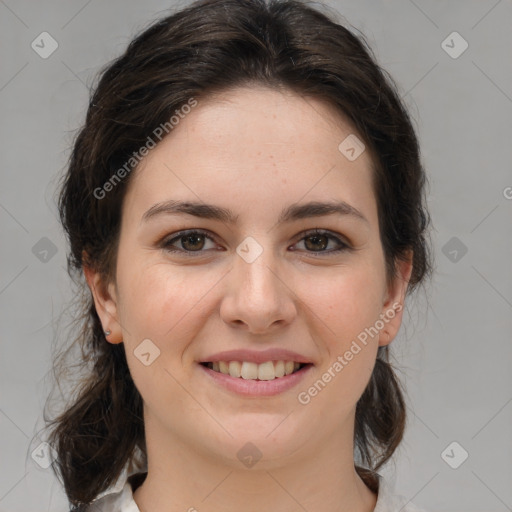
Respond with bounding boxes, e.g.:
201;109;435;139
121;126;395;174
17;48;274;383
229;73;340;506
116;254;218;349
304;262;386;341
116;260;207;410
293;261;384;408
307;264;385;404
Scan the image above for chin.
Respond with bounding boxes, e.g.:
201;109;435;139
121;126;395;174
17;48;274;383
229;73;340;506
206;419;312;467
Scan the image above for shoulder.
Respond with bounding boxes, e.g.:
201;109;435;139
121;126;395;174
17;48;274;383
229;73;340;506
80;471;431;512
74;472;145;512
76;481;139;512
374;474;430;512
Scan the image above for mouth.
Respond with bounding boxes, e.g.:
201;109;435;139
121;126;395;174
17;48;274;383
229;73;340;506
199;360;311;380
198;359;313;396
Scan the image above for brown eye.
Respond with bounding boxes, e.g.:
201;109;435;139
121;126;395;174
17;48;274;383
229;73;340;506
304;233;329;251
180;233;206;251
161;230;217;255
293;229;349;255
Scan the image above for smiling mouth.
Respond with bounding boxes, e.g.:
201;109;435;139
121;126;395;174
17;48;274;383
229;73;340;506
200;361;310;380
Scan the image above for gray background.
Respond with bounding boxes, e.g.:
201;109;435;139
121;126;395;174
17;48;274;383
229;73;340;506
1;1;511;511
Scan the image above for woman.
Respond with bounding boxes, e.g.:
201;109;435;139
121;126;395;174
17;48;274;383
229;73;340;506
45;0;433;510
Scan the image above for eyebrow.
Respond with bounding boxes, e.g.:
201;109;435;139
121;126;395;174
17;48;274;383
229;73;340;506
141;199;369;226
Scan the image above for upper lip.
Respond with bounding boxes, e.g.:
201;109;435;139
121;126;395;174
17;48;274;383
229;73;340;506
199;348;314;365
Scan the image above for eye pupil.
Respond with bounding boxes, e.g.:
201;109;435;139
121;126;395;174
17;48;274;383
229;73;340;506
305;234;328;251
182;234;205;251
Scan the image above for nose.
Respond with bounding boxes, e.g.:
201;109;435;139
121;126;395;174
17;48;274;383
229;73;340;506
220;244;297;334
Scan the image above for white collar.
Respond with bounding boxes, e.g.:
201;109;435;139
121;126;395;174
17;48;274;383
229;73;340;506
91;468;428;512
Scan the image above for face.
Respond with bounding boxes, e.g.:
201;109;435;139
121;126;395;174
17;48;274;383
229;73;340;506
86;85;412;468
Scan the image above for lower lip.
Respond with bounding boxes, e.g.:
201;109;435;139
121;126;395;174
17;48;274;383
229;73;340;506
198;363;313;397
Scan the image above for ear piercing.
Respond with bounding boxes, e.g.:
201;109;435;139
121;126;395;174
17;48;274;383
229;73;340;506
104;330;112;336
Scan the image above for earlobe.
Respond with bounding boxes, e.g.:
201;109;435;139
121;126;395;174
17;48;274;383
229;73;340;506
378;252;413;347
83;263;123;344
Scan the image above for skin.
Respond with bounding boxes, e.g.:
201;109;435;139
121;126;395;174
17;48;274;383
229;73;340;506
84;85;412;512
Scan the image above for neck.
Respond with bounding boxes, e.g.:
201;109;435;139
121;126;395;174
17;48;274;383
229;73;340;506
132;412;378;512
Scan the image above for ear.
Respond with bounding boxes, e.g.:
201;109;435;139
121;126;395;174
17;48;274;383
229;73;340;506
83;258;123;345
378;251;413;347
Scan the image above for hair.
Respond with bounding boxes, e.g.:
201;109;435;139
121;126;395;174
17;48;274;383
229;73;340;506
43;0;432;507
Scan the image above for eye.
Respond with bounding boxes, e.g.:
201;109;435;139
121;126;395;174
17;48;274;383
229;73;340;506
161;229;218;255
291;228;350;255
160;228;350;257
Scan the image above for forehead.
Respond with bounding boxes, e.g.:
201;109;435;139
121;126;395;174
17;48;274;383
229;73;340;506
178;85;362;152
123;85;378;228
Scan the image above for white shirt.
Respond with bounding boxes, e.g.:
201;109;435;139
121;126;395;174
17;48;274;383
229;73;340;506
86;463;429;512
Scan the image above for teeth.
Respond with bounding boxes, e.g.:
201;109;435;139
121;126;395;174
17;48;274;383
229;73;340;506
274;360;285;378
208;360;305;380
257;361;275;381
241;361;258;379
228;361;241;378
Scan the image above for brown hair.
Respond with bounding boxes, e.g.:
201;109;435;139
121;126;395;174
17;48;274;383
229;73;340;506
42;0;432;507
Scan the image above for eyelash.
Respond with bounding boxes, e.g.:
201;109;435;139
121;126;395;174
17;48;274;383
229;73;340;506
160;228;350;257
